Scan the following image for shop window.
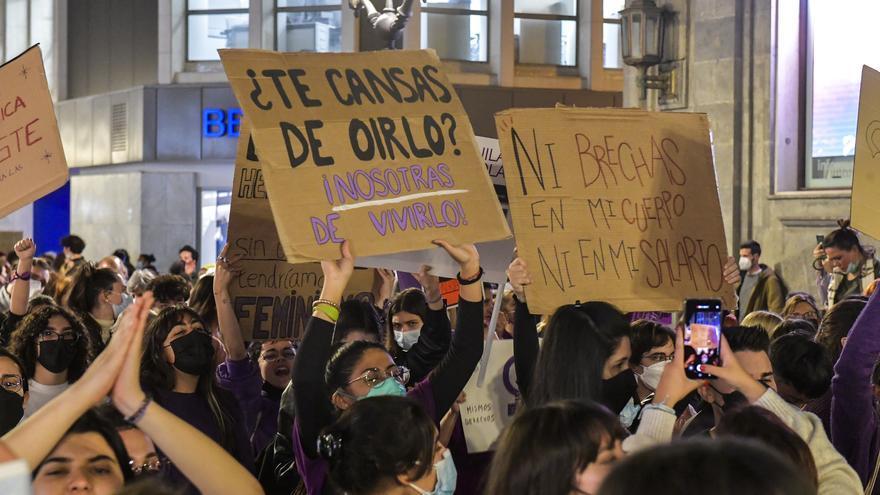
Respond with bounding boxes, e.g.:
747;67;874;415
602;0;624;69
513;0;577;66
187;0;250;62
420;0;488;63
804;0;880;188
199;189;231;267
275;0;342;53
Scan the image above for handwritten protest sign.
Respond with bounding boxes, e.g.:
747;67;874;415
851;65;880;239
219;49;510;263
0;45;68;218
495;108;735;314
461;340;519;453
228;119;373;341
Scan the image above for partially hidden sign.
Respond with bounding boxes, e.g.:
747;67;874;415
228;119;373;341
460;340;518;453
495;108;735;314
0;45;68;218
851;65;880;239
220;49;511;263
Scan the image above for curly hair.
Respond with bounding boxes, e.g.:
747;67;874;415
6;305;92;381
146;275;191;306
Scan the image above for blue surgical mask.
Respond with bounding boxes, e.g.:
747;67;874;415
847;261;861;274
364;378;406;399
407;449;457;495
394;329;421;351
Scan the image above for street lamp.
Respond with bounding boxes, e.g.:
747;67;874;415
619;0;672;105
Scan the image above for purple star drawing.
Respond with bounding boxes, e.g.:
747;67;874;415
41;150;53;163
18;65;30;79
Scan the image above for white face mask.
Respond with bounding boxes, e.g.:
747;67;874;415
738;256;752;272
394;329;421;351
636;360;668;391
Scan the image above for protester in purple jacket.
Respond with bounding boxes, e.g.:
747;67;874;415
213;245;295;456
831;288;880;493
292;239;485;495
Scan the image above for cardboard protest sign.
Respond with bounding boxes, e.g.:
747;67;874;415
851;65;880;239
495;108;735;314
219;49;510;263
0;45;68;218
476;135;507;207
460;340;519;453
228;119;374;341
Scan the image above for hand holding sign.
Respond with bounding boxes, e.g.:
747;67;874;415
506;257;531;303
320;240;356;303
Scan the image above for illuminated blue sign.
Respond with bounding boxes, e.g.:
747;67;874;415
203;107;243;138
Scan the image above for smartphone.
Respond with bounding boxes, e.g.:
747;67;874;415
816;234;825;247
683;299;723;380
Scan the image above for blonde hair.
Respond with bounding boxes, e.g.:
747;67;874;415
741;310;784;337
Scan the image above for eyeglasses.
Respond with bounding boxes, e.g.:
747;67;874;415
37;329;78;343
130;457;165;476
346;366;410;388
260;348;296;362
0;374;23;393
642;352;674;365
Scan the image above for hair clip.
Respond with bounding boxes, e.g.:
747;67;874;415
317;432;343;460
574;300;582;308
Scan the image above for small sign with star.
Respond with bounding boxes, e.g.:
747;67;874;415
0;44;69;218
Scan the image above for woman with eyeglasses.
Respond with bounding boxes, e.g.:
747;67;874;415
212;244;296;456
292;239;484;495
7;305;93;417
0;348;29;435
140;300;254;493
618;320;676;431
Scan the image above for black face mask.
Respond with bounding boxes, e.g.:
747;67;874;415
37;340;78;373
170;331;215;376
601;368;637;414
0;389;23;435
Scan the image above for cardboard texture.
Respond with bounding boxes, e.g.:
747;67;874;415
460;340;518;453
219;49;510;263
851;65;880;239
0;45;68;218
495;108;735;314
228;119;374;341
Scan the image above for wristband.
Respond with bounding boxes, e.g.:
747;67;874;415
125;395;153;424
456;267;483;286
312;299;340;311
10;271;30;282
314;303;340;322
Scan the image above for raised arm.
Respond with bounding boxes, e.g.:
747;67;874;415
112;294;262;495
831;288;880;483
507;257;539;402
214;244;246;361
405;265;451;383
9;239;35;317
423;240;484;422
292;240;355;458
1;294;149;469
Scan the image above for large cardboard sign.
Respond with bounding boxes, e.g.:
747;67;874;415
460;340;518;454
220;49;510;263
0;45;68;218
228;119;373;341
851;65;880;238
495;108;735;314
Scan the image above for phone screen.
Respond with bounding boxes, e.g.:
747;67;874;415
816;234;825;246
684;299;722;379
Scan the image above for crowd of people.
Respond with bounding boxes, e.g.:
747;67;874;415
0;219;878;494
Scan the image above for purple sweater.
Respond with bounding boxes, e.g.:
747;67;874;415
216;358;281;456
831;288;880;492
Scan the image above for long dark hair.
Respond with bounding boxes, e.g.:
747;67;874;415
65;263;119;347
320;396;435;495
7;305;92;381
140;305;235;451
384;288;429;356
528;302;630;407
336;299;381;343
485;400;626;495
823;219;865;254
188;275;217;330
816;297;867;362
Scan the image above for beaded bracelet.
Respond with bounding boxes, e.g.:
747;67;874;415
125;396;153;424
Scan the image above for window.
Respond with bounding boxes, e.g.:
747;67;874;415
275;0;342;53
513;0;577;66
805;0;880;188
602;0;624;69
199;189;231;269
420;0;488;63
187;0;250;62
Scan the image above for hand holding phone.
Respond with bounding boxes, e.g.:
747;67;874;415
683;299;723;380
